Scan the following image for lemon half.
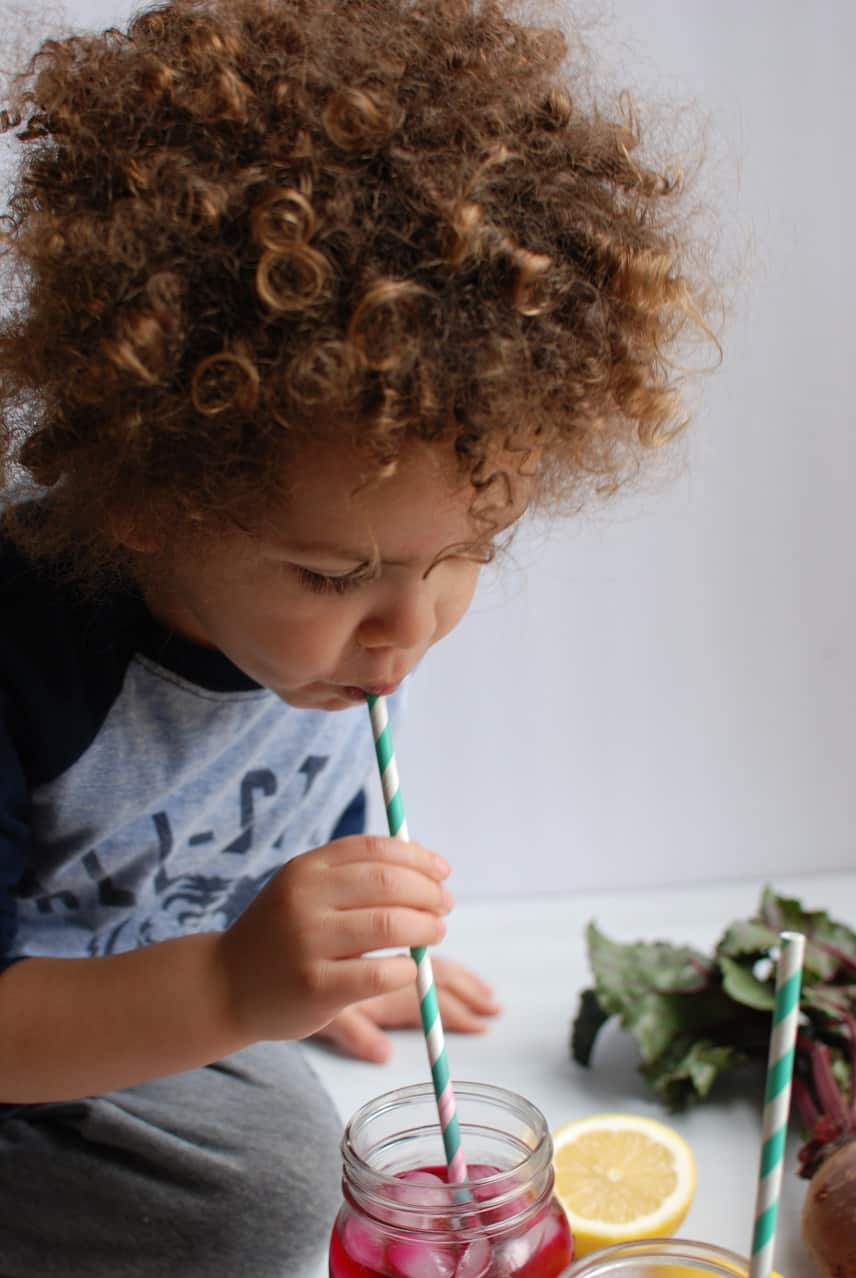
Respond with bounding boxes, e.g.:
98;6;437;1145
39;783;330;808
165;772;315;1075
551;1113;696;1256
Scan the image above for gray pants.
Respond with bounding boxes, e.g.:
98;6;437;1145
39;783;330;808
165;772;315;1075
0;1042;342;1277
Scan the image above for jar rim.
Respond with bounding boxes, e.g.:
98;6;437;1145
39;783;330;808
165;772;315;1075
560;1238;751;1275
342;1079;550;1186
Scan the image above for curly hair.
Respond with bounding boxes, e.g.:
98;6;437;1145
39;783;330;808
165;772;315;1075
0;0;715;580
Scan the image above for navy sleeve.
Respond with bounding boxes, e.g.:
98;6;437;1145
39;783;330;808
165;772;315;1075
0;700;29;964
0;523;137;966
0;551;133;791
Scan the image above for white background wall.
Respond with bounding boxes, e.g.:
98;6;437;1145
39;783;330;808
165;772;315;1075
5;1;854;900
397;1;856;898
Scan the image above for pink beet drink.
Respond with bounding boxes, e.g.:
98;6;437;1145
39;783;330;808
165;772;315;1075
329;1082;574;1278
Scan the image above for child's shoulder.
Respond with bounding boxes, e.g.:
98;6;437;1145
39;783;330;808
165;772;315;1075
0;502;121;643
0;503;141;766
0;502;178;799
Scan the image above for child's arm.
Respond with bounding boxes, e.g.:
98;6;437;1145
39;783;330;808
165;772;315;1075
0;835;451;1102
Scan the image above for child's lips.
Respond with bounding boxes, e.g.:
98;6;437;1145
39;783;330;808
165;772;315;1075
340;679;403;701
363;680;402;696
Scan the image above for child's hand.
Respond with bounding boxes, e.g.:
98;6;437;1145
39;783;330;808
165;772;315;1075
216;836;452;1045
312;957;502;1062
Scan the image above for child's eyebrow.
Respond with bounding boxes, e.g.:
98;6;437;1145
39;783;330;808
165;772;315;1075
277;508;522;567
273;535;501;570
275;539;392;566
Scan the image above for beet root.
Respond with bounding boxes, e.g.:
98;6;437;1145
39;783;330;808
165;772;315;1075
802;1137;856;1278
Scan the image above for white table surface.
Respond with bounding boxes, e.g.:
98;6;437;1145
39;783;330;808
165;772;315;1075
304;871;855;1278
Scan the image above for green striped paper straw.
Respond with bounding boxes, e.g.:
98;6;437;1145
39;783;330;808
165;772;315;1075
365;694;469;1187
749;930;805;1278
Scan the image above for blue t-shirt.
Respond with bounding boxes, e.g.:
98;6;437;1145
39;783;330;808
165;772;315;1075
0;514;393;968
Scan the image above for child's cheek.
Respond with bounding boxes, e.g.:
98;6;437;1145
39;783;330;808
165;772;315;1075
434;566;482;641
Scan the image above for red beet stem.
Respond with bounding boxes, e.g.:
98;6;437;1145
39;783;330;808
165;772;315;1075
793;1075;820;1132
841;1009;856;1117
812;1043;849;1125
813;938;856;977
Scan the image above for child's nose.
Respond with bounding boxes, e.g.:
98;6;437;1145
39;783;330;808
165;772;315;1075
356;585;437;653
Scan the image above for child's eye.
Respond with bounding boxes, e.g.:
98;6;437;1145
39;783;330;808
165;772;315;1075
294;565;373;595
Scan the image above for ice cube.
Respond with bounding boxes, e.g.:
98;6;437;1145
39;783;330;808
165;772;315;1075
342;1213;387;1271
467;1167;530;1225
465;1164;501;1198
455;1238;492;1278
521;1208;573;1276
395;1171;449;1207
491;1218;546;1277
386;1169;450;1231
387;1239;457;1278
533;1210;564;1248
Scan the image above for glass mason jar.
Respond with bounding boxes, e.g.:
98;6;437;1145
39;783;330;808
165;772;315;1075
559;1239;757;1277
329;1080;575;1278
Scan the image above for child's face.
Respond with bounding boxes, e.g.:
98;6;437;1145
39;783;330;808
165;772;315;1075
137;442;529;710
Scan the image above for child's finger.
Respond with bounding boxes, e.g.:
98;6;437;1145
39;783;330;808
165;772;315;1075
312;1007;393;1064
325;953;427;1006
325;906;447;958
435;989;493;1034
319;835;450;880
360;984;494;1034
430;958;502;1015
327;863;454;915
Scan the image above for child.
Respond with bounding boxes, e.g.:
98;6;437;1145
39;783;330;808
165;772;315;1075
0;0;713;1273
